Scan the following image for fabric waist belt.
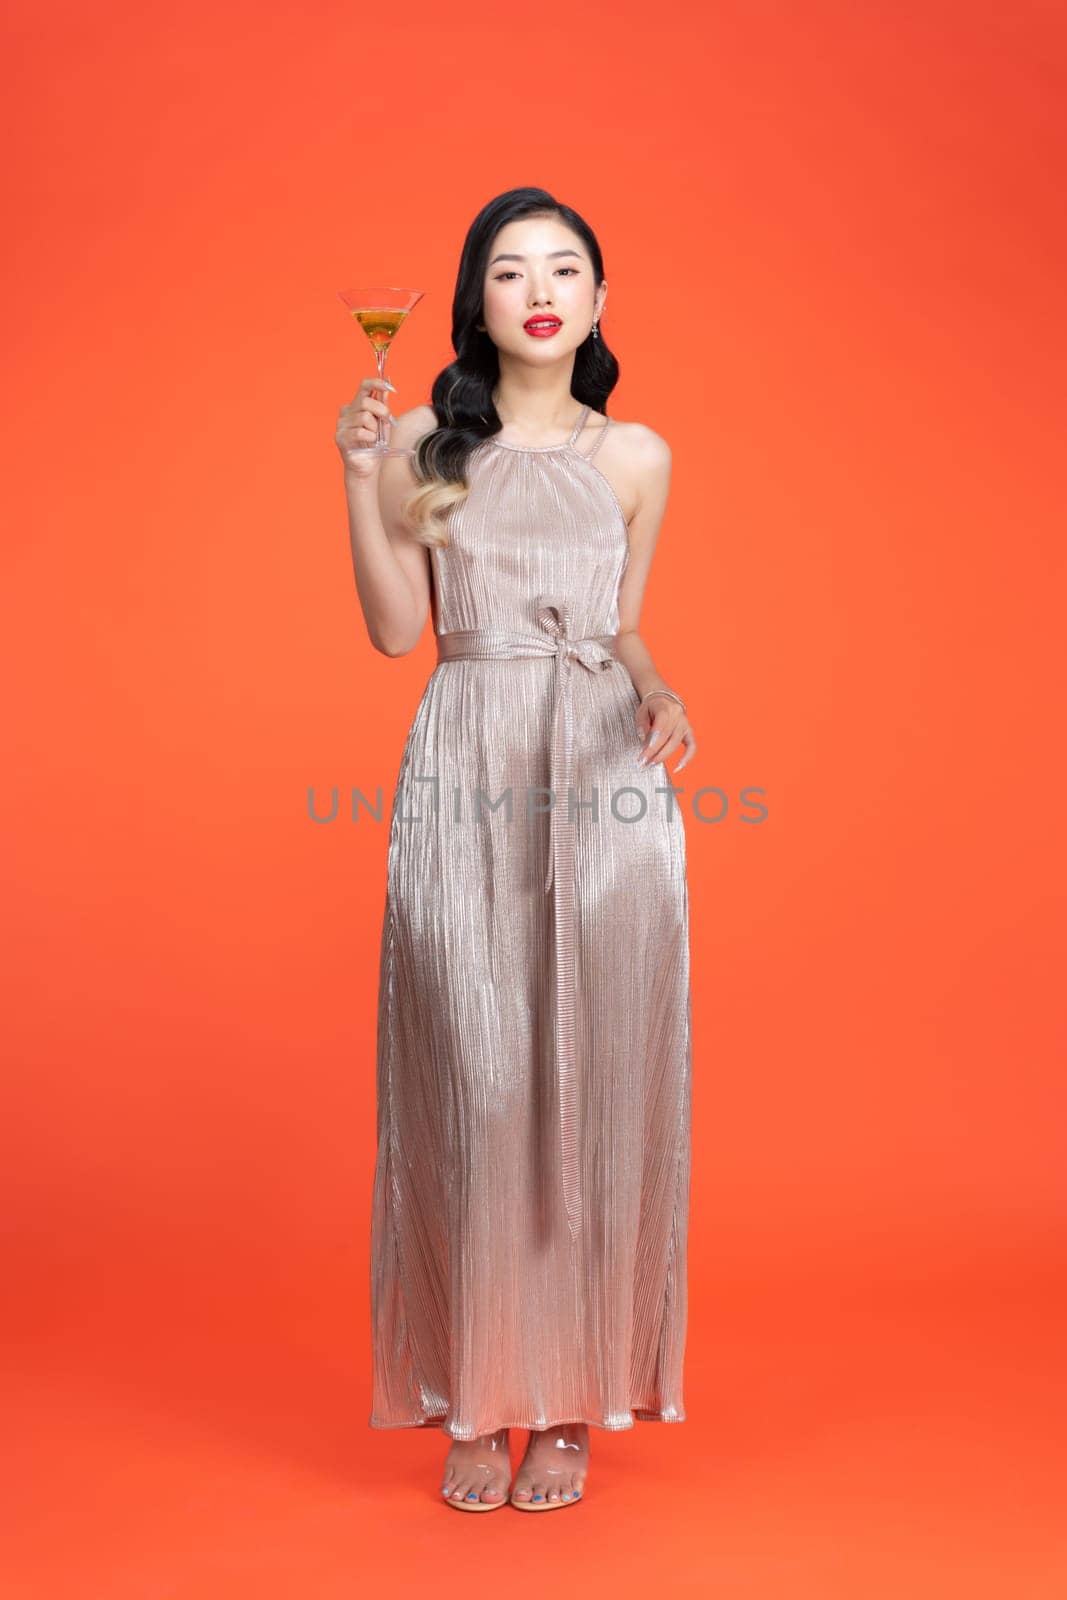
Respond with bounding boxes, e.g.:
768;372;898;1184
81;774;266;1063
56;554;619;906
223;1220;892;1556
435;602;620;1242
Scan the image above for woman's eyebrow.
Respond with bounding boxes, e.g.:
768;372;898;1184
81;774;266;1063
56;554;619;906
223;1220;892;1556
488;250;583;266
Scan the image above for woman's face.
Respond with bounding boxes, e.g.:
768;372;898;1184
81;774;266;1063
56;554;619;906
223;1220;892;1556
481;214;604;364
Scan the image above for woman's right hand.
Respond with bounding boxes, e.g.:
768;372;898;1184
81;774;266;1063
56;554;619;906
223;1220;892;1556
336;376;398;479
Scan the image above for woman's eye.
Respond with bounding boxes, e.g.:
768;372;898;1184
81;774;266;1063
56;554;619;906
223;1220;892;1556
495;268;579;281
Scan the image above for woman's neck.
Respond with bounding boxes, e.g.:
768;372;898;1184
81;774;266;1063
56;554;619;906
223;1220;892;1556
491;372;582;438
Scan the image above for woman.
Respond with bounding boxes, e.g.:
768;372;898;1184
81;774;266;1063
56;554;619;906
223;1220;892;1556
336;187;696;1512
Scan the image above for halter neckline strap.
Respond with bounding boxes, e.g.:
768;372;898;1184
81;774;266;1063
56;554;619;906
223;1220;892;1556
486;403;594;453
568;403;593;445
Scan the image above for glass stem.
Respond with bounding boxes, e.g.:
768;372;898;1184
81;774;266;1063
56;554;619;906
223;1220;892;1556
376;346;389;449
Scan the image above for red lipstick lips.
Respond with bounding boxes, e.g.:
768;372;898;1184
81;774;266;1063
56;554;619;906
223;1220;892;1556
524;316;562;338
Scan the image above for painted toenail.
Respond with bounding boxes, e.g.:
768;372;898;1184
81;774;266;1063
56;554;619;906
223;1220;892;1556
466;1492;478;1499
534;1494;543;1500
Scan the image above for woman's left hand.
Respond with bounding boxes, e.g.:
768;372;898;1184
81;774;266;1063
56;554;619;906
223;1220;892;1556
635;696;697;773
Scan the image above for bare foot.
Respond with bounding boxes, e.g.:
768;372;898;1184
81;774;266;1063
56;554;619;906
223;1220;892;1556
440;1427;511;1508
510;1422;588;1507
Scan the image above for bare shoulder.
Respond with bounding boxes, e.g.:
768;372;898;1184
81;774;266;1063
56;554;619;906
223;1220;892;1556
389;402;439;453
597;417;671;478
611;418;671;468
589;416;671;525
378;404;440;506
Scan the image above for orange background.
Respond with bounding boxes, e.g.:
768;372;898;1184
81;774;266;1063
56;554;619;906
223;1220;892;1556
3;0;1065;1594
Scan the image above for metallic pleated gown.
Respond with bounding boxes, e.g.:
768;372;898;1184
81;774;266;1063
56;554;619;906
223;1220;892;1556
370;405;692;1440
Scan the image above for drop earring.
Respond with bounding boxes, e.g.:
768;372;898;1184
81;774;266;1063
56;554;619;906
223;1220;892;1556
591;317;600;340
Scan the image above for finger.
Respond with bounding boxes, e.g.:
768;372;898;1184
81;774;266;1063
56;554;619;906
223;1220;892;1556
674;732;697;771
648;731;684;767
344;430;376;452
635;700;657;740
361;376;397;394
354;398;394;425
348;417;383;442
639;718;674;765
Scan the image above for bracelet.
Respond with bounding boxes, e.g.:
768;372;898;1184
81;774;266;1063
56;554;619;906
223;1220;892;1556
640;688;687;714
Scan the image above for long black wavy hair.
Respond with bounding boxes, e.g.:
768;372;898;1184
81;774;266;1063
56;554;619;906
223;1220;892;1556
403;187;620;548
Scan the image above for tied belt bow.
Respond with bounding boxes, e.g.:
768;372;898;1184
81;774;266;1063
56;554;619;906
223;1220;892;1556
435;602;618;1240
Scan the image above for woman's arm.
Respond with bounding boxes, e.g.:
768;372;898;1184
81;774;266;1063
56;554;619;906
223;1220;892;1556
343;405;436;657
613;426;697;771
612;426;675;700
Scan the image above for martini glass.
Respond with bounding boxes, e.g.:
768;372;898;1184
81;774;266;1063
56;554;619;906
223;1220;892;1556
337;285;423;457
